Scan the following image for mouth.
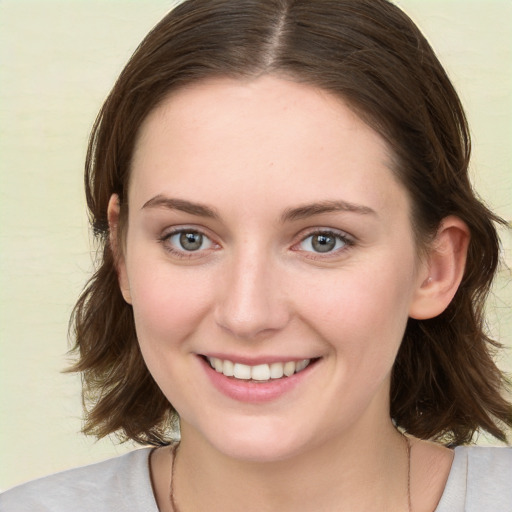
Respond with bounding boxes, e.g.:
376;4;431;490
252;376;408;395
204;356;317;382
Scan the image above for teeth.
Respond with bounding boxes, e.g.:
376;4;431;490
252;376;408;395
251;364;271;381
223;359;234;377
269;362;284;379
207;357;312;381
213;357;223;372
233;363;251;380
296;359;309;372
283;361;296;377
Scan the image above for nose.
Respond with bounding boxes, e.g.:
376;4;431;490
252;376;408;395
214;248;291;340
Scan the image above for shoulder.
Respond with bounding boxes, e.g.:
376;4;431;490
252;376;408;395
436;446;512;512
461;443;512;465
0;448;158;512
459;445;512;497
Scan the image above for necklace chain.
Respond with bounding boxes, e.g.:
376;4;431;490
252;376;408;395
169;443;180;512
169;436;412;512
405;434;412;512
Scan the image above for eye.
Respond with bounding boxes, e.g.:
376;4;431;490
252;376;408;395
298;231;350;254
164;229;214;253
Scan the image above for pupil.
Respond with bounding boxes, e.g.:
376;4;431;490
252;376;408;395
312;234;335;253
180;232;202;251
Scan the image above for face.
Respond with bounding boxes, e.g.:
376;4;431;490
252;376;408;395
117;76;428;462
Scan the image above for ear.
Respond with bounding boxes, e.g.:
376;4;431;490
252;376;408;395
409;216;470;320
107;194;132;304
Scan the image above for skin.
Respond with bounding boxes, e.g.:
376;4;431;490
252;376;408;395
109;76;468;511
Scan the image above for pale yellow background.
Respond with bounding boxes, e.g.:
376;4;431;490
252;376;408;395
1;0;511;491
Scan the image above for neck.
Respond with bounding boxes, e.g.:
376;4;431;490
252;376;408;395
173;419;409;512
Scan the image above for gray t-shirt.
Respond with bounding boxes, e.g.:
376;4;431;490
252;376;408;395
1;446;511;511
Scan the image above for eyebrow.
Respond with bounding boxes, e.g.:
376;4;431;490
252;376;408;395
141;195;219;219
141;195;375;222
281;200;376;222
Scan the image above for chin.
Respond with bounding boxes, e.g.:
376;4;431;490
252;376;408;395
200;416;314;463
215;437;303;463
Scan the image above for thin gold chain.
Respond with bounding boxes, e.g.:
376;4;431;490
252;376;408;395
405;434;412;512
169;443;180;512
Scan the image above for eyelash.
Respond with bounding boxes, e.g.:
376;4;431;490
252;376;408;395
293;229;354;259
158;227;354;260
158;228;218;259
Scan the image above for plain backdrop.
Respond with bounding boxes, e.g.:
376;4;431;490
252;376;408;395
1;0;511;491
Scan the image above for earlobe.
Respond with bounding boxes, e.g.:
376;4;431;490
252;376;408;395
409;216;470;320
107;194;132;304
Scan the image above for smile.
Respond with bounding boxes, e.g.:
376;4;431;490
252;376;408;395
206;357;312;382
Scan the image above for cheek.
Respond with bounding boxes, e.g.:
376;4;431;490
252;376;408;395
126;262;215;409
300;256;417;364
127;259;214;345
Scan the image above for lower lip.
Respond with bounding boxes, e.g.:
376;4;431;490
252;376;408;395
199;357;317;403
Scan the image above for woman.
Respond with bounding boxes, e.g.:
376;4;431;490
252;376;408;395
2;0;511;510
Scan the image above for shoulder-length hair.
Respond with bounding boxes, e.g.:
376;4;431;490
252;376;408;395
70;0;511;446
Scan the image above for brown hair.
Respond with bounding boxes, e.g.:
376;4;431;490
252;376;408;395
70;0;511;446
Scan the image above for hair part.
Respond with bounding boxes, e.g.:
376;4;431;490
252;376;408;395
69;0;511;446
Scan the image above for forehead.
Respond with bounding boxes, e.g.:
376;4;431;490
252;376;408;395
129;76;406;216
